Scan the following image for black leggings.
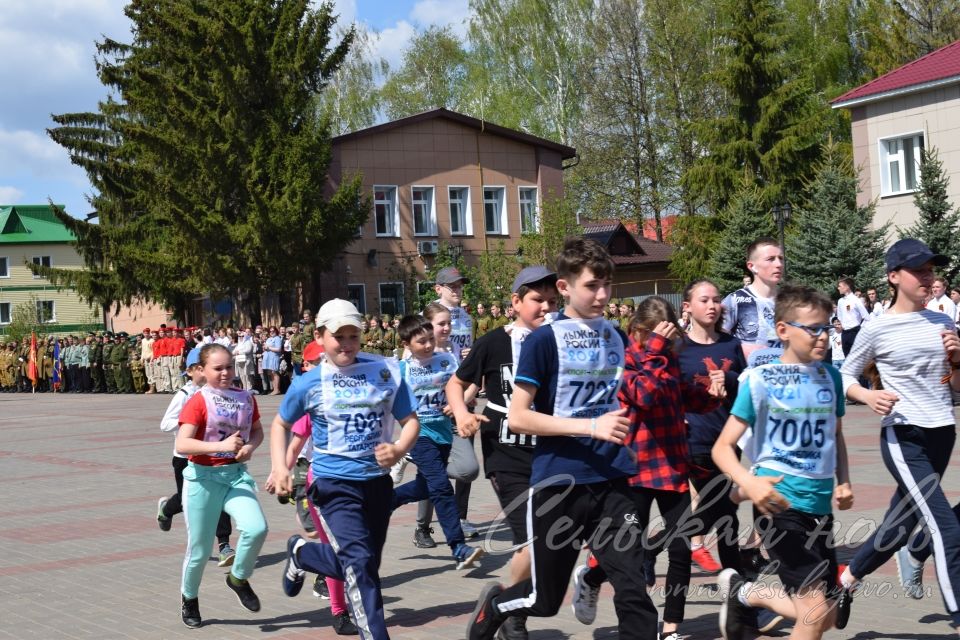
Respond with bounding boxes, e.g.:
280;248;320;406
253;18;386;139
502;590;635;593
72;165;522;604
688;453;743;573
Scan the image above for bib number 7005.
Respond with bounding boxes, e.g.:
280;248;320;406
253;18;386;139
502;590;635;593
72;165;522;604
339;411;385;435
767;416;826;448
568;380;617;409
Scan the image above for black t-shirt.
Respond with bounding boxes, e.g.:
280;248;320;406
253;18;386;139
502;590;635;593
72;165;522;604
456;327;534;477
677;333;746;456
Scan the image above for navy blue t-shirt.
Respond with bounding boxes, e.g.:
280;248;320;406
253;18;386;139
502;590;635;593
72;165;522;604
514;315;638;486
677;333;746;457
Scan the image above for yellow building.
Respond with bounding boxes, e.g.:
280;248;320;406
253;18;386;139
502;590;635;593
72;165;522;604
0;205;103;336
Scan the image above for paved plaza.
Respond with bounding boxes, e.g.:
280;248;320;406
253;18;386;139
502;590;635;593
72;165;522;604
0;392;957;639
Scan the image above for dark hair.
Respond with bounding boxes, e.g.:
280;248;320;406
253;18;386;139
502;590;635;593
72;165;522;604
745;237;780;268
398;315;434;343
629;296;683;339
682;278;725;333
422;302;450;322
198;343;231;367
515;276;559;302
774;285;833;324
555;238;614;282
839;277;856;291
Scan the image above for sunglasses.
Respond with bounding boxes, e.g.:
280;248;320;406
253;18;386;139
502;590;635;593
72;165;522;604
785;321;832;337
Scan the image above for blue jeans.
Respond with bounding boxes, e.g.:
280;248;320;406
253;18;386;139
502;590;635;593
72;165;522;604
393;437;464;551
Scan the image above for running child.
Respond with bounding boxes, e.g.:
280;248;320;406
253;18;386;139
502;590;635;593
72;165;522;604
447;265;560;640
837;239;960;636
269;298;419;640
175;343;268;628
157;347;235;567
465;239;657;640
392;314;483;569
712;285;853;640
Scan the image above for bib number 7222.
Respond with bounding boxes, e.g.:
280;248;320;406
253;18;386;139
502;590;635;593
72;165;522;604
767;416;826;448
568;380;617;409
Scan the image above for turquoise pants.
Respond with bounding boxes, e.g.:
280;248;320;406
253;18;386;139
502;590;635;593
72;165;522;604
181;461;268;599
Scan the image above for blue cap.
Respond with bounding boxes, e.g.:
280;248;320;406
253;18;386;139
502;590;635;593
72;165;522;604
512;266;557;293
885;238;948;272
185;347;202;369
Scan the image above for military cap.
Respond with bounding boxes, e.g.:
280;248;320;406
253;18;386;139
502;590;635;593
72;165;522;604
621;298;635;308
381;314;392;322
609;298;620;306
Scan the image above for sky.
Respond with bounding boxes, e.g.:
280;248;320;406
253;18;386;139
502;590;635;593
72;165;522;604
0;0;470;219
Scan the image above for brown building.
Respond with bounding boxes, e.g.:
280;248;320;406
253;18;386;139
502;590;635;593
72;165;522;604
328;108;576;315
582;221;678;299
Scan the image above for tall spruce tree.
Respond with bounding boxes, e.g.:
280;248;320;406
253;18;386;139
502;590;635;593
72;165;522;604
42;0;368;322
900;147;960;282
707;183;776;294
787;139;888;294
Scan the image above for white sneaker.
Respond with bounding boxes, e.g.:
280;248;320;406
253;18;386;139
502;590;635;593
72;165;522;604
390;456;409;485
571;564;600;624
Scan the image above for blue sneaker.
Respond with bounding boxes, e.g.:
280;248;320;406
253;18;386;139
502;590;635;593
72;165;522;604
895;546;925;599
755;607;784;633
455;544;485;570
283;535;306;597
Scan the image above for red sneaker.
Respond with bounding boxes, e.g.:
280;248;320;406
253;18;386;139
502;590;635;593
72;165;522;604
691;546;721;573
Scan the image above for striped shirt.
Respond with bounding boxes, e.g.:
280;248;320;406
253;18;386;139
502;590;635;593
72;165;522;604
840;310;955;428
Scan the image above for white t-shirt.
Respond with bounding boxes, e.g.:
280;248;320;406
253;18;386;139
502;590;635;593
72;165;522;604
926;295;957;323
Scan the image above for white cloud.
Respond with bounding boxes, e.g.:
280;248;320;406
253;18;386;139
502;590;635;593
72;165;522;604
0;186;25;203
370;19;418;71
328;0;358;26
410;0;470;37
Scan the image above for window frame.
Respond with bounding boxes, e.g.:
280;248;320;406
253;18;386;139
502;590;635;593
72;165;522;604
36;300;56;324
0;301;10;325
347;283;367;315
518;186;540;234
31;255;52;279
411;185;437;237
483;185;508;236
378;282;405;316
0;256;9;278
448;186;473;236
373;185;400;237
878;131;924;197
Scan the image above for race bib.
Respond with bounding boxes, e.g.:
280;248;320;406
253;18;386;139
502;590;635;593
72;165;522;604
199;387;255;460
317;357;401;458
551;317;624;419
402;352;456;420
446;304;473;360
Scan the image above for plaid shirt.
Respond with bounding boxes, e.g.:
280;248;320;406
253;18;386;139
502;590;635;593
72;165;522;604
619;333;718;492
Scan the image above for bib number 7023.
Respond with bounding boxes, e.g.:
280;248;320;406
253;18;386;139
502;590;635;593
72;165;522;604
339;411;385;435
767;416;826;448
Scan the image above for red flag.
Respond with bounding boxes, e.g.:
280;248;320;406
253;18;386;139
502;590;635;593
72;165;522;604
28;332;38;387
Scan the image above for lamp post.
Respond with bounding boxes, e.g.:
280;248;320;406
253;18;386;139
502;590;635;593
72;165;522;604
771;202;792;279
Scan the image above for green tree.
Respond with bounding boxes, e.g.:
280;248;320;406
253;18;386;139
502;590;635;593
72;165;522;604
321;24;388;135
787;139;889;294
900;147;960;282
707;183;776;293
380;26;469;119
683;0;827;213
472;241;521;308
862;0;960;76
0;296;45;343
44;0;368;324
517;191;581;267
667;213;722;286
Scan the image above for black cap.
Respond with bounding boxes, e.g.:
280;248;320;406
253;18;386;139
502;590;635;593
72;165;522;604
512;266;557;293
885;238;949;272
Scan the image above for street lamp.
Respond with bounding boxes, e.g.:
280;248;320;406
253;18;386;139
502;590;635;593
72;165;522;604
771;202;792;278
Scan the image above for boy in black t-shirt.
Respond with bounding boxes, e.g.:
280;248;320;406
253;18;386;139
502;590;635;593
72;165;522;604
464;241;657;640
448;265;559;639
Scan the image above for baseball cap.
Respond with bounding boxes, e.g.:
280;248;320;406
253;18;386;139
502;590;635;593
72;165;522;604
512;266;557;293
436;266;469;285
885;238;949;272
316;298;364;333
303;340;324;362
185;347;202;368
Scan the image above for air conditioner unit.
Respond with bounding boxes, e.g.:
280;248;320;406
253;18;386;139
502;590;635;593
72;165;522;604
418;240;439;255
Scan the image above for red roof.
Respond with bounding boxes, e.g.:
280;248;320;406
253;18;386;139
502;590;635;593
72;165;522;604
832;40;960;107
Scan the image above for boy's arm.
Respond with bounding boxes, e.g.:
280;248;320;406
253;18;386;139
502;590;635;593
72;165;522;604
446;374;488;437
160;392;187;432
834;419;854;510
507;382;630;443
268;414;294;495
712;414;788;516
375;413;420;467
284;433;308;470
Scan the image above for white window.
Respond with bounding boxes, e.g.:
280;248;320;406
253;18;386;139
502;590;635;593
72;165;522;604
411;186;436;236
373;186;399;237
483;186;507;235
347;284;366;314
0;302;10;324
879;132;924;196
449;187;472;236
32;255;51;279
0;257;8;278
519;187;539;233
36;300;55;324
379;283;405;316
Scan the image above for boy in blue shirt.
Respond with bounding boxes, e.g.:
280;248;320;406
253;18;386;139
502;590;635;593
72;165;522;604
712;285;854;640
465;239;657;640
268;299;420;640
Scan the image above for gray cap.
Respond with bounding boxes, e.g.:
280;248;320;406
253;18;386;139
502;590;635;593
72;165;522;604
512;266;557;293
436;266;469;285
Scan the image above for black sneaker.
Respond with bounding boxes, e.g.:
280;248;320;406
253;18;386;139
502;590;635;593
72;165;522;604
497;615;528;640
414;526;437;549
226;574;261;612
181;596;201;628
313;575;329;599
739;548;771;581
157;498;172;532
333;611;358;635
466;582;506;640
718;568;747;640
835;587;853;630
